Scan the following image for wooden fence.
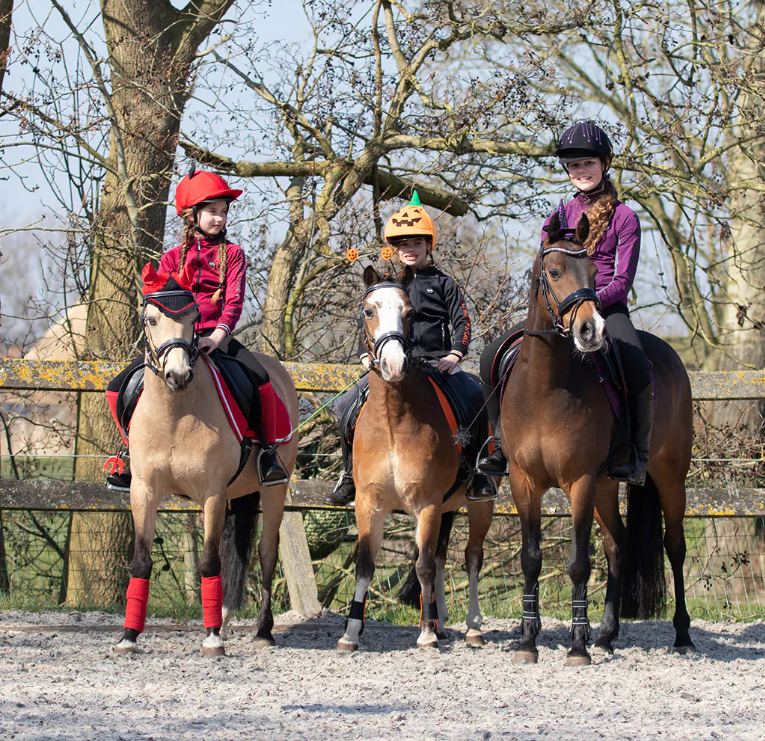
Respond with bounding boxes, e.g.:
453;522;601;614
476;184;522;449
2;359;765;613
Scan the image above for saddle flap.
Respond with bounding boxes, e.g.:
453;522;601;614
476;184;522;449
117;363;145;434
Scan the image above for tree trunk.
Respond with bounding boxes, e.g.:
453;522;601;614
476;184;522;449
67;0;235;607
0;0;11;597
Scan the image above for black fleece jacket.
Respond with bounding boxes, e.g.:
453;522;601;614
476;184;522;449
358;265;472;361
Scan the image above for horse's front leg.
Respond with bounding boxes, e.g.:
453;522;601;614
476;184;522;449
115;480;160;655
254;484;286;649
414;504;441;649
465;499;494;647
511;471;544;664
566;476;597;666
200;493;228;656
337;492;385;652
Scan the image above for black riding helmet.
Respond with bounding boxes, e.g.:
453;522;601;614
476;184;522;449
556;122;613;165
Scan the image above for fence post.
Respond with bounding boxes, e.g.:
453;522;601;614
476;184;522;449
278;487;322;617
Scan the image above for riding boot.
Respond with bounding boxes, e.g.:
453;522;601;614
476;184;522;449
256;382;288;486
105;389;132;490
477;433;508;477
467;472;497;502
610;383;654;486
325;451;356;506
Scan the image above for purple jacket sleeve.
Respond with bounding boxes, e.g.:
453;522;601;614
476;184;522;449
217;245;246;335
596;210;641;309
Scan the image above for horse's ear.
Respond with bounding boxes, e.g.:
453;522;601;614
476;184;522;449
545;211;562;244
576;213;590;245
397;265;414;287
363;265;381;288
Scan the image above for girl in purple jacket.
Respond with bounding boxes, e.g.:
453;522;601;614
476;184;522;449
478;122;652;486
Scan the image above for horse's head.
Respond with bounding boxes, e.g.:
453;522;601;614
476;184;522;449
537;212;605;352
141;264;201;392
361;265;413;382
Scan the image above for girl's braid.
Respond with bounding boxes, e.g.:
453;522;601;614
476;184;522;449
211;241;228;304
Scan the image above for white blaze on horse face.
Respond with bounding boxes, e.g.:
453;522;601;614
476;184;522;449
369;288;408;382
573;304;606;353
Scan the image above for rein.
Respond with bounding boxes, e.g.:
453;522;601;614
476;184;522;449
141;291;201;378
525;242;602;338
361;282;413;371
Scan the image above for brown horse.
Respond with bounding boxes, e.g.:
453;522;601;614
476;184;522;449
501;212;694;666
114;281;299;656
337;266;494;651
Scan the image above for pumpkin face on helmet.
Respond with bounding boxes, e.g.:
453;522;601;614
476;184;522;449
384;191;437;251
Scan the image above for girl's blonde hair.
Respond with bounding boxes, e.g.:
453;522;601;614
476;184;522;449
178;206;228;303
584;175;619;255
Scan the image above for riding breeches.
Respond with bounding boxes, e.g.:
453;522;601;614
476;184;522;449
602;302;650;395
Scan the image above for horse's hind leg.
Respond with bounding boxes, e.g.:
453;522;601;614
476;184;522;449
593;481;625;655
337;497;385;652
465;499;494;647
253;486;286;649
658;474;694;652
200;493;228;657
115;483;160;655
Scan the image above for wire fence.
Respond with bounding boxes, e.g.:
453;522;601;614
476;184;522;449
2;507;765;623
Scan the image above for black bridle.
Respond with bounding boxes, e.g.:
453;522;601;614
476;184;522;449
361;283;413;369
141;291;201;377
526;241;602;338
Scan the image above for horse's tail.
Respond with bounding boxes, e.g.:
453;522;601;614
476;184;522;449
620;474;666;619
397;511;456;608
220;492;261;613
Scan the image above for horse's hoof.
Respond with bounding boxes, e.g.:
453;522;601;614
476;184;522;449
113;640;138;655
593;639;614;655
565;651;591;667
512;649;538;664
336;639;358;652
670;644;696;655
465;629;485;647
201;645;226;657
252;635;276;650
417;637;440;650
436;630;449;641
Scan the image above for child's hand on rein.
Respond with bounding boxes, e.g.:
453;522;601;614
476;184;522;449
435;353;461;373
199;328;228;354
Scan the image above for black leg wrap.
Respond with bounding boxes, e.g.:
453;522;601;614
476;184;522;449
346;596;367;635
421;598;439;622
522;588;541;634
570;594;591;642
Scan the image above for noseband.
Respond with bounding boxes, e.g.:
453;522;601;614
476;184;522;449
361;283;412;368
529;242;602;338
141;291;201;377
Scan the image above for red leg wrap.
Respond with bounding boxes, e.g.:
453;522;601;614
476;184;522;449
106;390;129;446
124;577;150;633
258;381;278;443
201;575;223;629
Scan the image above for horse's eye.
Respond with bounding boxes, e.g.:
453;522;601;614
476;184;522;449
548;269;562;280
364;308;374;319
147;317;158;327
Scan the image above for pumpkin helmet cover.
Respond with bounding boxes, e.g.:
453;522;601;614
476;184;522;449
384;191;437;251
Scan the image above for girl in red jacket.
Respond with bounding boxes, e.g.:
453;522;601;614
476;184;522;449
105;167;287;489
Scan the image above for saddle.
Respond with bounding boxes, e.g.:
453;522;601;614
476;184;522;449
115;351;292;481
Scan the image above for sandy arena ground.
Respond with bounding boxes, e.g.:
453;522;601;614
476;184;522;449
1;610;763;741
